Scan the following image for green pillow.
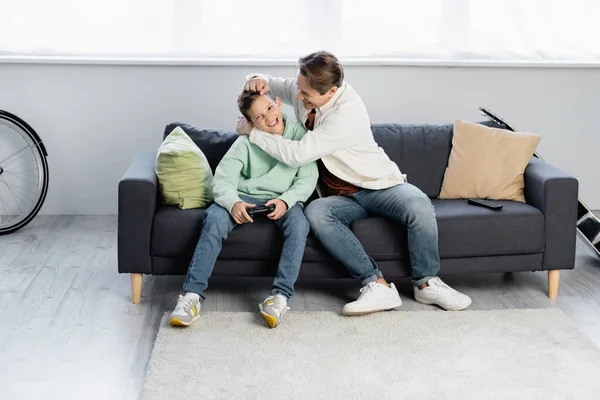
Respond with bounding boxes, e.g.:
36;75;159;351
155;126;213;209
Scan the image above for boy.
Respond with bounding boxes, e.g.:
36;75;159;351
169;90;318;328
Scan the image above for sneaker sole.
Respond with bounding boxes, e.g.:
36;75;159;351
170;315;200;327
414;296;472;311
343;299;402;316
258;303;278;328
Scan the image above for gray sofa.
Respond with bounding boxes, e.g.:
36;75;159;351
118;121;578;304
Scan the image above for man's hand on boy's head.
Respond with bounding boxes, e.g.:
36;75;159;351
245;77;269;95
231;201;255;224
265;199;288;220
237;116;252;136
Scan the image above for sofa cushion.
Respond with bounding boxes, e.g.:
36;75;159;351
151;205;334;261
371;123;453;198
353;199;544;259
152;198;544;262
164;120;506;199
439;120;541;202
433;199;544;257
151;206;205;258
155;126;214;209
164;123;238;174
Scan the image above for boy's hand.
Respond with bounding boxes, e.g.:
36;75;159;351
265;199;288;220
237;116;252;136
231;201;256;224
245;77;269;95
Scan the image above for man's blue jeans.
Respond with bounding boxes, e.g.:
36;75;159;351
305;183;439;286
183;195;310;300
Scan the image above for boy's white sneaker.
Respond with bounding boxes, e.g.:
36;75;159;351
169;293;201;326
342;282;402;316
259;294;289;328
414;277;472;311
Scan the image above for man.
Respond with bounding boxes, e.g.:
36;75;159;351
170;90;318;328
237;51;472;314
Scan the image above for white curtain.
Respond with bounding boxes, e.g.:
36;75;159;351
0;0;598;62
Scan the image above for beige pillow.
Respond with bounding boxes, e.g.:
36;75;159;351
439;120;541;203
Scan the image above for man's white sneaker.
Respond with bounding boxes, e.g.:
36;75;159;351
414;277;472;311
170;293;201;326
342;282;402;316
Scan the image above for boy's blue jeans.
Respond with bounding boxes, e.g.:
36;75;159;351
183;195;310;300
305;183;439;287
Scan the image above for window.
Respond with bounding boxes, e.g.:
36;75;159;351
1;0;598;63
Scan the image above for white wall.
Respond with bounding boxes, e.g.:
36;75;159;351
0;63;598;214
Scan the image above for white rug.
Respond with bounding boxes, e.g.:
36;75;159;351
142;309;600;400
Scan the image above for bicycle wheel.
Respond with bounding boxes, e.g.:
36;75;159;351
0;110;49;235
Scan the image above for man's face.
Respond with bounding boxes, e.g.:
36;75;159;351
296;72;337;110
247;95;284;134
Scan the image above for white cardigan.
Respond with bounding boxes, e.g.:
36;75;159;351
248;74;406;190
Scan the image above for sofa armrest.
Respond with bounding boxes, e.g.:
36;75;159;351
118;152;158;274
524;157;578;270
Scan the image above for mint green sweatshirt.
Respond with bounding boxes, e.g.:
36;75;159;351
212;117;319;213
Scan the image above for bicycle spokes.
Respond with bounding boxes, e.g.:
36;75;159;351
0;111;48;234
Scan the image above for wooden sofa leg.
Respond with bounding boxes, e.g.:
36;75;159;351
131;273;143;304
548;270;560;299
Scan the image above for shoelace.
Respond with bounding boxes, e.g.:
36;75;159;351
358;281;379;299
273;295;290;315
427;278;453;293
174;294;196;313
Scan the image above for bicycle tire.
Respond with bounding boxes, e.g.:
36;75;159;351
0;110;49;235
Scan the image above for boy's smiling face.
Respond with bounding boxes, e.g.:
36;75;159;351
246;95;284;134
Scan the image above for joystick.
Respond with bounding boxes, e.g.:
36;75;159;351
247;204;276;218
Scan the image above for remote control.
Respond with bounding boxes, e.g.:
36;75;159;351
467;198;503;211
247;204;276;218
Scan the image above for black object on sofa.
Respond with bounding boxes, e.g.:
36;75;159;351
118;121;578;303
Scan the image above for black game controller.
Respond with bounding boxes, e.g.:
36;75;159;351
246;204;276;218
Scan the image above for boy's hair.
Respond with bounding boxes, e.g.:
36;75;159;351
299;51;344;95
238;90;265;122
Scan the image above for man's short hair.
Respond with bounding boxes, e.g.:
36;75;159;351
299;51;344;95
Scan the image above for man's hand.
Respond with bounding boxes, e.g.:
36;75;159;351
245;77;269;95
237;116;252;136
231;201;256;224
265;199;288;220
